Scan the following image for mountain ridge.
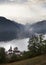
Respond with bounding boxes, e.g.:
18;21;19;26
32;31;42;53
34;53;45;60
0;16;46;41
0;16;25;41
30;20;46;34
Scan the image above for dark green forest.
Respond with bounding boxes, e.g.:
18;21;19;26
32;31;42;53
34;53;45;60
0;34;46;64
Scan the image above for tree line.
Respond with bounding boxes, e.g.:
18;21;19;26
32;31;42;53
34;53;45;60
0;34;46;63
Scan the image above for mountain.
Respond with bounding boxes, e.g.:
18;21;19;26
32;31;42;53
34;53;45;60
0;17;25;41
28;20;46;34
0;16;46;41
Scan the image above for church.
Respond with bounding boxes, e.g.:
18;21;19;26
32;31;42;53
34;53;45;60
7;46;22;58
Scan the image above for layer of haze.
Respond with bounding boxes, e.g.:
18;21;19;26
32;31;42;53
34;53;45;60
0;0;46;24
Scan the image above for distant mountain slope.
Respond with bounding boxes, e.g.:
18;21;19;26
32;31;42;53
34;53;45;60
28;20;46;34
0;16;46;41
0;17;25;41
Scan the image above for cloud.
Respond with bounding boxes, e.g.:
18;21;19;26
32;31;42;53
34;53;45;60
0;0;28;4
0;0;46;7
0;0;46;24
0;0;46;5
27;0;46;7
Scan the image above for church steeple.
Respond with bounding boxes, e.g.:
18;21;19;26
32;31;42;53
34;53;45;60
8;46;13;54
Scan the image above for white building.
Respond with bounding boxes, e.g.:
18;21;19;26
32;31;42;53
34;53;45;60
7;46;22;56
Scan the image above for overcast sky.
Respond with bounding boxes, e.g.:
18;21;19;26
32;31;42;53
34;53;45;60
0;0;46;24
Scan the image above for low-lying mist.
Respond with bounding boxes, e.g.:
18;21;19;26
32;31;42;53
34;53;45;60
0;38;29;51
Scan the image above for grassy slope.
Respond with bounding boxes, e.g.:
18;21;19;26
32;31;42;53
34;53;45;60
1;54;46;65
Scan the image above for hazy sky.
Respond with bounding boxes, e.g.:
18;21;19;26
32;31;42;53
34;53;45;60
0;0;46;24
